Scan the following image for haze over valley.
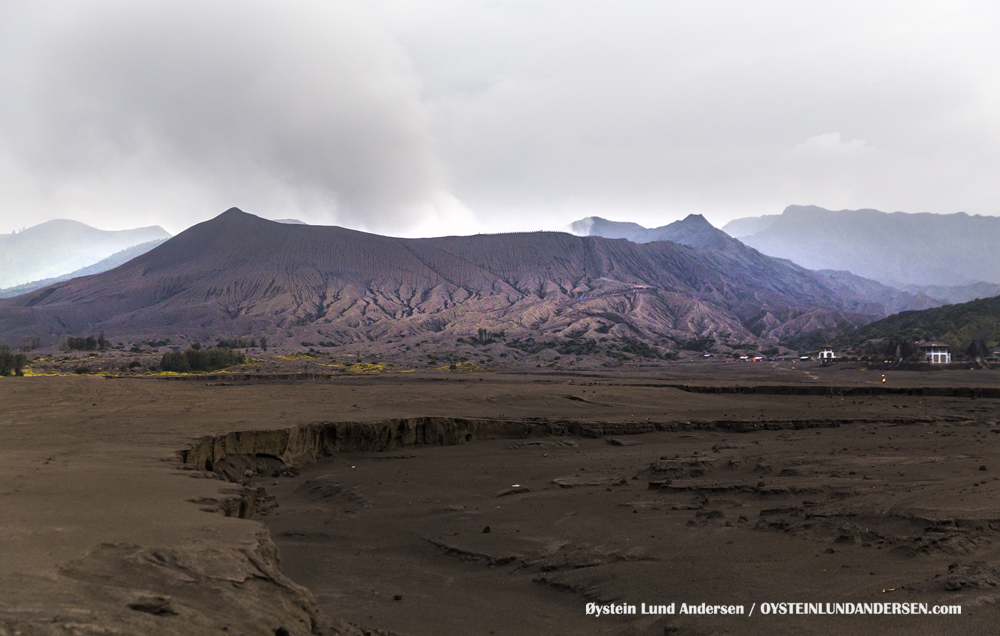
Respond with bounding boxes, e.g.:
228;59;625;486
722;205;1000;301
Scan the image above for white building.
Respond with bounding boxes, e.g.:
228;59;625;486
818;345;835;360
920;342;951;364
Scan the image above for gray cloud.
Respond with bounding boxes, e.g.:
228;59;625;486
1;1;998;235
396;1;1000;230
0;0;463;235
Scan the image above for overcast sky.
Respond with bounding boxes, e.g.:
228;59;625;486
1;1;997;237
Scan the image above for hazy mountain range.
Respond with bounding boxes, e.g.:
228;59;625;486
721;205;1000;296
0;209;938;353
570;214;733;249
0;218;305;299
895;281;1000;306
0;239;168;299
570;214;940;309
575;208;1000;349
0;220;170;289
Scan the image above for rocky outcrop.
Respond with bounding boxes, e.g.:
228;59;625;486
181;413;971;479
180;417;562;472
0;529;328;636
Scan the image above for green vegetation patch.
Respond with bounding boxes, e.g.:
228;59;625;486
441;362;491;372
160;347;247;373
0;346;28;376
66;333;109;352
216;336;258;349
839;295;1000;352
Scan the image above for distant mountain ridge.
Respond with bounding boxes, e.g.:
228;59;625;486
897;281;1000;306
570;214;733;249
810;269;943;316
718;214;781;238
722;205;1000;289
571;213;941;315
0;219;170;289
0;239;168;299
0;209;942;354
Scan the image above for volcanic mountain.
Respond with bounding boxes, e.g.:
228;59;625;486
0;209;938;353
570;214;734;249
569;213;941;313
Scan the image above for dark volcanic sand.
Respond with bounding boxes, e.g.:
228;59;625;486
246;372;1000;635
260;427;999;635
2;365;1000;635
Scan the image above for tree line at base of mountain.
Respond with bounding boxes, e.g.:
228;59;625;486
160;347;247;373
215;336;266;350
0;346;28;376
65;333;110;351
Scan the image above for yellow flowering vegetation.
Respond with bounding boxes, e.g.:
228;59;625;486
343;362;388;374
438;362;491;372
277;352;320;361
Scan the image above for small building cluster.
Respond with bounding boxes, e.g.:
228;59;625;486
793;339;1000;366
920;342;951;365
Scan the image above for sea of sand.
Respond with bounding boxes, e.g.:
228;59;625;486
2;361;999;635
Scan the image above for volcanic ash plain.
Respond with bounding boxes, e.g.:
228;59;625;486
1;367;999;635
